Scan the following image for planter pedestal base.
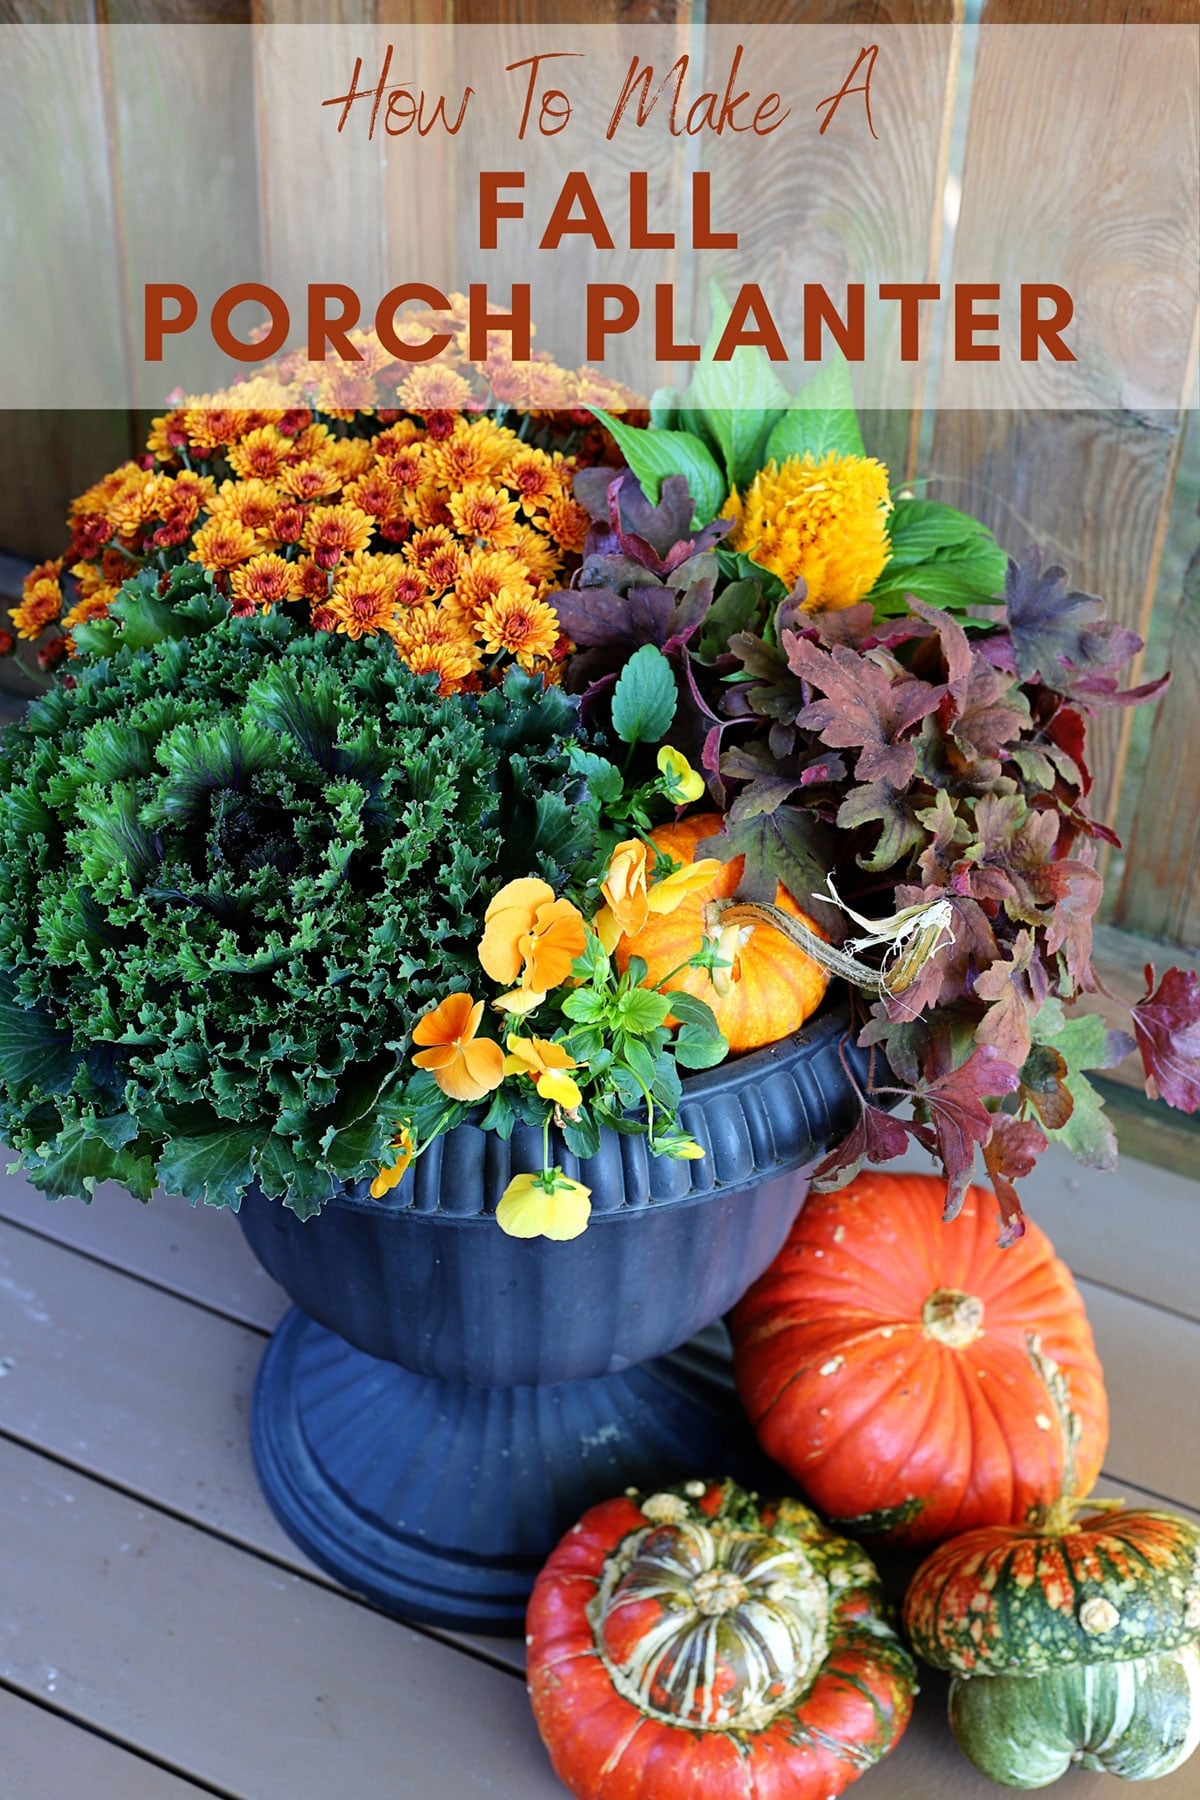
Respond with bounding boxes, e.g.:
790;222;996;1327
251;1305;769;1634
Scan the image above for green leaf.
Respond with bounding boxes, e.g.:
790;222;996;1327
561;988;609;1025
697;578;768;663
0;976;79;1098
1024;1003;1127;1170
611;645;678;747
616;987;673;1036
765;354;865;464
649;386;682;432
27;1124;154;1202
562;1112;602;1160
158;1122;261;1210
592;410;727;527
672;1024;729;1071
871;500;1007;611
676;285;789;490
569;748;624;806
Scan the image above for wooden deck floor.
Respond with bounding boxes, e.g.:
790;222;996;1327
0;1145;1197;1799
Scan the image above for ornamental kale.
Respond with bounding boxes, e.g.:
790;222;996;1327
0;595;598;1216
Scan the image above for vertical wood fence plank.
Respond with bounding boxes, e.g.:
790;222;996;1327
1113;531;1200;943
927;2;1197;830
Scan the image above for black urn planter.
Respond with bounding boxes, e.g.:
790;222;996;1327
237;1006;866;1633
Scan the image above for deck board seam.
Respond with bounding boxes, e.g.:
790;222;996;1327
0;1675;242;1800
0;1425;529;1684
0;1207;277;1337
1075;1271;1200;1331
1097;1467;1200;1519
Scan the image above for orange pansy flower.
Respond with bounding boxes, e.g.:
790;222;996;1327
410;993;504;1103
478;878;586;993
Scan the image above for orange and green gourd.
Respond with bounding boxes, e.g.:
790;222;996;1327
613;812;829;1055
904;1505;1200;1786
527;1478;916;1800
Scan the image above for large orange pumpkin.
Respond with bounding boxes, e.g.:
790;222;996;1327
729;1170;1109;1546
614;812;829;1053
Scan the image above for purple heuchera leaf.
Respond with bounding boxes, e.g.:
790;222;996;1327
1133;965;1200;1112
810;1102;930;1191
916;1046;1021;1223
1002;545;1155;700
982;1114;1047;1246
785;635;945;787
573;470;731;575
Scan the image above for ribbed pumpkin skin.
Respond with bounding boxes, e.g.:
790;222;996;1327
903;1509;1200;1677
729;1172;1109;1546
526;1478;916;1800
613;813;828;1054
947;1647;1200;1787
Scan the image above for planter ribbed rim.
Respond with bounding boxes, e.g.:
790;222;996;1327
315;1001;858;1223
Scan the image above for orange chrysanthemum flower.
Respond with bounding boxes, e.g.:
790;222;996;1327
325;565;396;639
454;549;535;621
343;471;403;522
209;478;281;539
185;407;250;458
228;554;300;615
278;458;342;504
61;587;119;631
12;574;63;639
478;591;560;669
504;447;564;517
478;878;587;993
302;503;374;570
410;992;504;1103
190;517;259;572
544;493;590;554
449;481;522;548
397;366;474;415
504;524;562;586
427;424;501;489
401;640;477;694
227;425;292;482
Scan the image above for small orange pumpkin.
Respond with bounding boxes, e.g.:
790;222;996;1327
730;1171;1110;1546
613;812;829;1054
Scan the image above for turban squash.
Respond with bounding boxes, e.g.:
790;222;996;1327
729;1170;1109;1546
526;1477;915;1800
904;1504;1200;1785
613;812;829;1054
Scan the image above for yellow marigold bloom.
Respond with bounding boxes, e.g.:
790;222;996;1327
479;878;586;993
657;746;706;804
302;503;374;570
11;575;63;639
370;1128;415;1200
227;425;292;482
477;591;560;669
503;1035;582;1110
411;992;504;1104
449;481;523;549
495;1169;591;1241
544;493;590;554
730;451;892;611
190;516;259;571
325;564;397;639
229;554;300;614
278;458;342;503
397;366;474;415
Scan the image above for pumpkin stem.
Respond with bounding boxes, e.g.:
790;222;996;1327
1039;1494;1127;1536
922;1287;985;1348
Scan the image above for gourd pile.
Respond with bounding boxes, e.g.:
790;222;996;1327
525;1172;1200;1795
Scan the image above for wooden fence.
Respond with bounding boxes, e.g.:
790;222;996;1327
1;0;1197;1090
